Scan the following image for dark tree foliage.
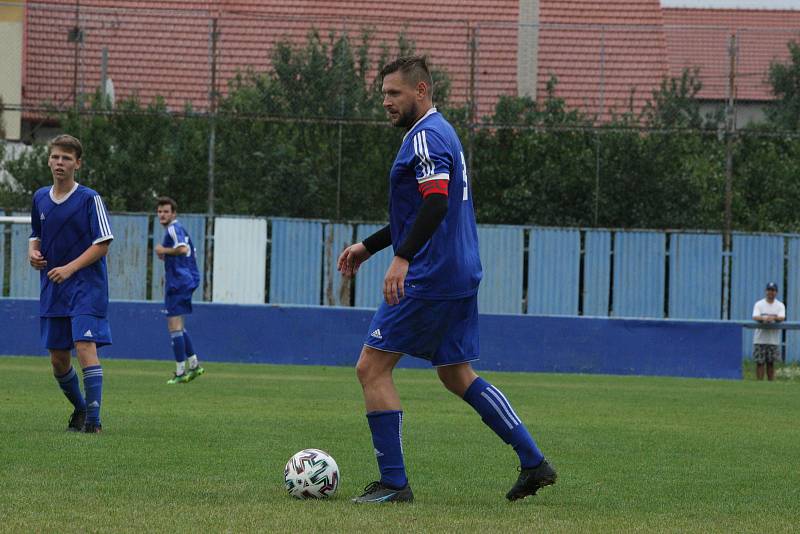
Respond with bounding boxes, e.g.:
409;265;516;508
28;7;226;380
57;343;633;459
767;39;800;131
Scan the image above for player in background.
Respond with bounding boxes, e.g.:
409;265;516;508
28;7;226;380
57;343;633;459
29;134;112;433
155;197;205;384
338;57;557;503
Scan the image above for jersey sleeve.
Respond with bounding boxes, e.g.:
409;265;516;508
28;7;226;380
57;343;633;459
30;193;41;241
411;129;451;198
89;194;114;244
167;225;189;249
752;302;761;318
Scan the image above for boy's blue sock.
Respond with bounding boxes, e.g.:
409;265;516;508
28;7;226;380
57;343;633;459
82;365;103;426
55;366;86;411
170;330;186;363
182;329;196;358
366;410;408;489
463;377;544;469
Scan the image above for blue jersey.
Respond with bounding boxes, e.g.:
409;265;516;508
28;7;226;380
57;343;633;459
162;220;200;293
30;183;113;317
389;108;482;299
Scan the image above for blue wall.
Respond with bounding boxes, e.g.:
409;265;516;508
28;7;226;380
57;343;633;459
0;298;742;379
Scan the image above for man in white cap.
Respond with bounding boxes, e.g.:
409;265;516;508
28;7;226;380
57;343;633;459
752;282;785;381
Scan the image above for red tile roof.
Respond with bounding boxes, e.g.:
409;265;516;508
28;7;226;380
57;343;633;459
22;1;800;125
538;1;668;119
23;0;518;120
663;8;800;102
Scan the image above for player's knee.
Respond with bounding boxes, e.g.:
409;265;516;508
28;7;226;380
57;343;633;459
355;358;373;386
50;351;71;374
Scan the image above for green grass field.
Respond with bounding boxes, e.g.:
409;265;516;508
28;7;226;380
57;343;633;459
1;356;799;533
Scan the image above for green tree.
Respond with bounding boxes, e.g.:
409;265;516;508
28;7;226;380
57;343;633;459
767;39;800;131
215;29;453;220
1;95;208;212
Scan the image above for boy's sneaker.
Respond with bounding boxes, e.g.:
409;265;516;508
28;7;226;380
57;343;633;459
352;481;414;503
66;409;86;432
167;373;190;385
506;459;557;501
82;422;102;434
186;366;205;382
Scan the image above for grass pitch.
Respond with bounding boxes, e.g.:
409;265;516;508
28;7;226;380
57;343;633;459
1;356;799;533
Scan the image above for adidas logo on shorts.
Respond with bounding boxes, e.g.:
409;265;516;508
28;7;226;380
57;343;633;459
83;329;93;338
370;329;382;339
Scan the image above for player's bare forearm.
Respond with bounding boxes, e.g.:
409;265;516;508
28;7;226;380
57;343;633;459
338;243;371;278
47;241;111;284
383;256;409;306
155;244;188;256
28;240;47;270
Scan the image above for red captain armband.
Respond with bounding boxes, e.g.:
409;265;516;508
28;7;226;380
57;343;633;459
418;178;449;198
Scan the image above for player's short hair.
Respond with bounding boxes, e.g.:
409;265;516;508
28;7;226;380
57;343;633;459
380;56;433;94
156;196;178;212
48;134;83;160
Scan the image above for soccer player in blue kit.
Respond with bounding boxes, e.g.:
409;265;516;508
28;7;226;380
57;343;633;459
338;57;557;503
154;197;205;384
28;134;112;433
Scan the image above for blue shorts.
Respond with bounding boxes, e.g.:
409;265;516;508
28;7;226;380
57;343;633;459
40;315;112;351
364;294;479;367
164;288;195;317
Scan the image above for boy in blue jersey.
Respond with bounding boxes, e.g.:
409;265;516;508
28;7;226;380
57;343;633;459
155;197;205;384
338;57;557;503
28;134;112;433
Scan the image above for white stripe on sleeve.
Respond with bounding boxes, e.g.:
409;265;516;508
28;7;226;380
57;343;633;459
94;196;112;237
413;131;434;179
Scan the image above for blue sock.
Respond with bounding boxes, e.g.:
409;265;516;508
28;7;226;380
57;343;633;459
463;377;544;469
171;331;186;363
55;367;86;411
182;329;196;358
82;365;103;426
366;410;408;489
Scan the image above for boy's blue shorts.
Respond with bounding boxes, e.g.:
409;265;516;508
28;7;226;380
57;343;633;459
363;294;479;367
164;288;195;317
40;315;112;351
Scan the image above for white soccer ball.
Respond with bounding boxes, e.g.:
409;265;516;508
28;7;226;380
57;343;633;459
284;448;340;499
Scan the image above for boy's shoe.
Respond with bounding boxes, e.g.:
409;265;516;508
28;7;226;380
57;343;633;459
167;373;190;385
66;409;86;432
352;481;414;503
506;459;557;501
186;366;205;382
82;422;102;434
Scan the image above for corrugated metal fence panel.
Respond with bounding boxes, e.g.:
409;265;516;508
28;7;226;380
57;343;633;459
478;226;524;314
613;231;666;318
322;223;354;306
354;223;393;309
151;215;206;302
583;230;611;316
10;212;41;298
106;215;149;300
668;233;723;319
527;228;579;315
731;234;784;357
269;218;322;305
786;238;800;362
213;217;267;304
